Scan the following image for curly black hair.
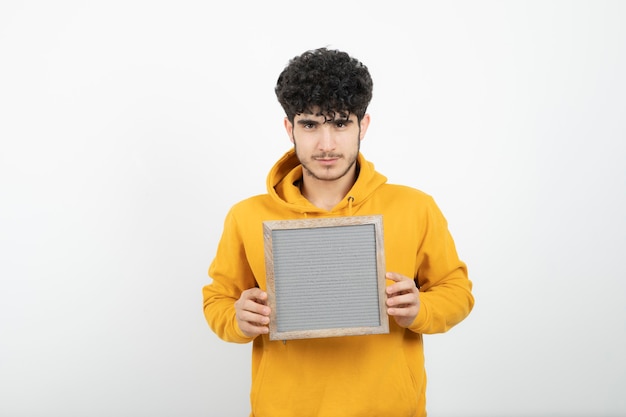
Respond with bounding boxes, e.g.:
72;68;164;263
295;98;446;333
275;48;373;123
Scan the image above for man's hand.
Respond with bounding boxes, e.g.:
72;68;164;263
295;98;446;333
385;272;420;328
234;288;271;338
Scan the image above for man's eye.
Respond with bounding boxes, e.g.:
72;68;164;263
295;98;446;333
335;122;346;128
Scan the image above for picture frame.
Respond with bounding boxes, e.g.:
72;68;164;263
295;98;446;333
263;215;389;341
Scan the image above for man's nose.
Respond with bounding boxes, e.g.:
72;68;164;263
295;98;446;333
318;126;335;151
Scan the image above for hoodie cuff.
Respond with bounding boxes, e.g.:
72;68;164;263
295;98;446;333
230;317;256;344
408;299;428;333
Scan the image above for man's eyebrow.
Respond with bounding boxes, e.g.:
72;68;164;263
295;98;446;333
296;118;321;125
296;117;354;125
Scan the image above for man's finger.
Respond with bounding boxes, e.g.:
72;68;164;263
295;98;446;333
385;271;408;282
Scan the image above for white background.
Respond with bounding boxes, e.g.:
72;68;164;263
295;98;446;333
1;1;625;416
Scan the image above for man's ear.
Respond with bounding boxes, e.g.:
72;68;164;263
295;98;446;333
284;117;294;143
359;113;371;141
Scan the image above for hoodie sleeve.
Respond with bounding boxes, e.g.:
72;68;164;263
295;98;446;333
408;197;474;334
202;208;256;344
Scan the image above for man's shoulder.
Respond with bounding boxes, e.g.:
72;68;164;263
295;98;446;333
378;183;434;202
230;193;273;213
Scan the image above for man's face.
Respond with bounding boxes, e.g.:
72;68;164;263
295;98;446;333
284;111;370;182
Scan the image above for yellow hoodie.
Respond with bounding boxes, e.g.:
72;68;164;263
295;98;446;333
203;150;474;417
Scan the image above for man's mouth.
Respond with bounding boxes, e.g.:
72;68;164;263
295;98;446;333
314;154;341;161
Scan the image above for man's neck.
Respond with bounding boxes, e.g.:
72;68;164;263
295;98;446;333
300;171;357;211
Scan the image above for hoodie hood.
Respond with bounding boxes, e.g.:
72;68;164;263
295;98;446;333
267;149;388;216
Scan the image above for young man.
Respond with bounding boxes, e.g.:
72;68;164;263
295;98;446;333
203;47;474;417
